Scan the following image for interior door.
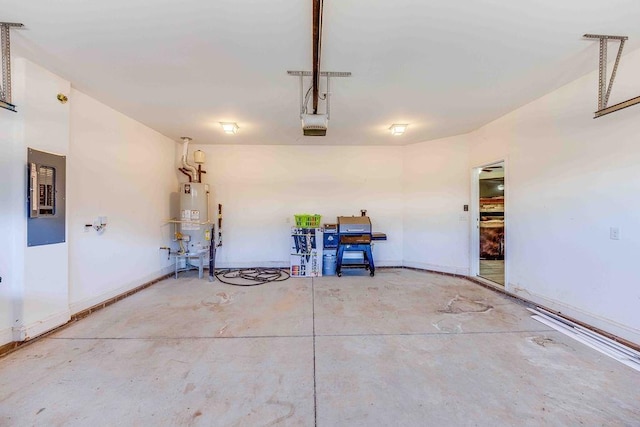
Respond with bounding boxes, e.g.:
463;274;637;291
477;162;505;285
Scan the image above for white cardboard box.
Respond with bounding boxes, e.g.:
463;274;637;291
291;227;323;277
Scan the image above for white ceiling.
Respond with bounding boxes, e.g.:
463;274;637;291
3;0;640;146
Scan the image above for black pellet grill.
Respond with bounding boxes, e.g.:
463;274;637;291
336;216;385;277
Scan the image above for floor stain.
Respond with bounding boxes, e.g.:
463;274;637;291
432;319;463;333
531;336;558;348
218;324;229;336
360;299;399;319
438;294;493;314
319;288;344;302
201;292;235;312
239;318;262;332
274;294;298;312
184;383;196;394
265;397;295;426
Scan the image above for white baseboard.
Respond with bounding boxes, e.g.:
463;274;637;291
372;260;403;267
214;260;404;270
509;286;640;346
403;261;470;276
0;326;13;346
69;266;173;315
13;310;70;342
214;261;289;269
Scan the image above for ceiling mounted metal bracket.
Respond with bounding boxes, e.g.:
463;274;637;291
584;34;639;118
287;71;352;77
287;71;351;119
1;22;24;112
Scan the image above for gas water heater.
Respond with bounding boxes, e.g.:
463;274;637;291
175;137;211;254
179;182;210;253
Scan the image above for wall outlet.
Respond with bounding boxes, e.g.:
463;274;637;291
610;227;620;240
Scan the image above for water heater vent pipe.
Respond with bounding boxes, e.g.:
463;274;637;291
180;137;199;182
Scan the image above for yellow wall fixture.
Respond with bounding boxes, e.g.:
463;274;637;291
57;93;68;104
220;122;239;134
389;124;408;136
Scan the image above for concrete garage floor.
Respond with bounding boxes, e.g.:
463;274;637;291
1;269;639;426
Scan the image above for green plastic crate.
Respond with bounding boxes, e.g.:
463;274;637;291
294;214;322;228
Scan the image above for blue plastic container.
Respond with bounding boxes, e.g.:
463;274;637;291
323;253;337;276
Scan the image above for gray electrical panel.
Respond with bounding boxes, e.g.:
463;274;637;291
27;148;66;246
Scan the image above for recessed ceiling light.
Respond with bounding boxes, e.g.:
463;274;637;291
389;124;408;136
220;122;239;134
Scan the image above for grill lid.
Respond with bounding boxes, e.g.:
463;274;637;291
337;216;372;234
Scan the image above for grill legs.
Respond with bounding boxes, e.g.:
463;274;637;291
336;243;375;277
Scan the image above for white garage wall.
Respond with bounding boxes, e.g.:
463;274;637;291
0;113;18;343
468;48;640;343
1;58;179;346
190;145;404;268
0;59;71;342
67;89;178;313
0;60;24;345
402;134;471;275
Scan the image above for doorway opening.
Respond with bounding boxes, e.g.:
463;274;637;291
477;162;505;285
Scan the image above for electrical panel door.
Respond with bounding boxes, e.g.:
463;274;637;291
27;148;66;246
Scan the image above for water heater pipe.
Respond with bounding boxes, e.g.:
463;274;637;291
180;137;198;182
178;168;193;182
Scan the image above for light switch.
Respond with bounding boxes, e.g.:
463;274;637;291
610;227;620;240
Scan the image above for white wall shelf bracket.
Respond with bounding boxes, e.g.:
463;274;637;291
0;22;24;112
584;33;639;118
